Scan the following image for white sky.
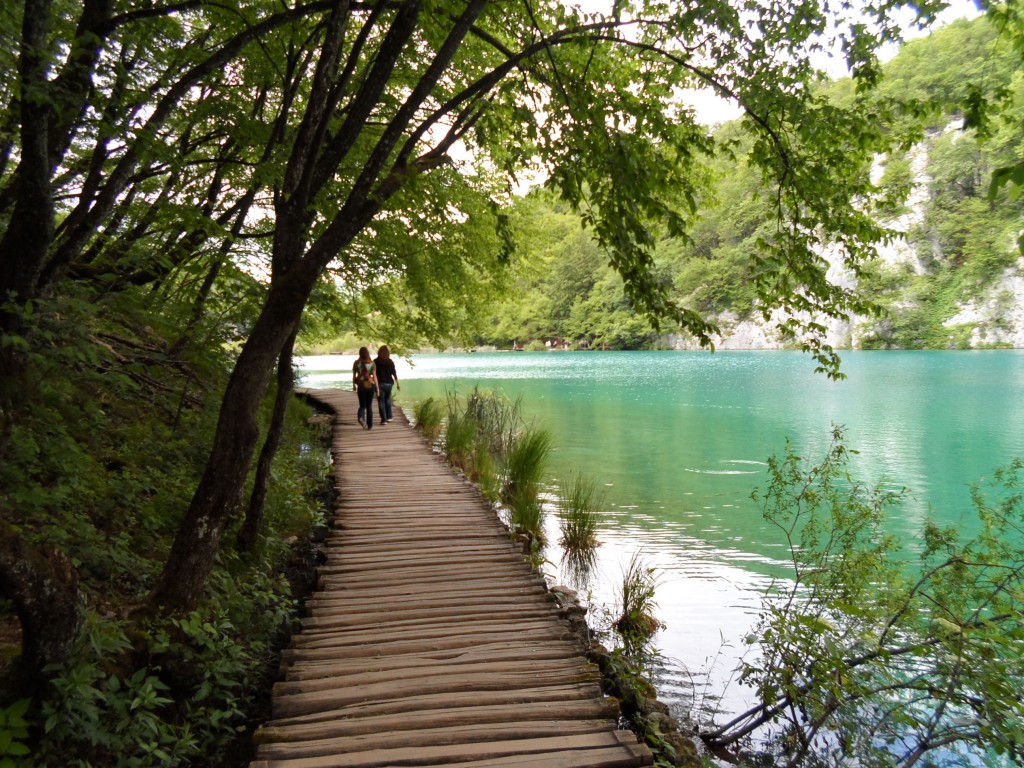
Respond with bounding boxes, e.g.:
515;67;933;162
607;0;985;126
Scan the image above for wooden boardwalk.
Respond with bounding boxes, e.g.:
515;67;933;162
250;388;653;768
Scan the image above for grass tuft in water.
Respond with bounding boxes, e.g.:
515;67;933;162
412;397;444;443
508;495;546;548
562;547;598;591
558;472;602;552
501;427;552;509
614;551;665;645
443;410;479;473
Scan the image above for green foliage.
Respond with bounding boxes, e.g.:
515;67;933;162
0;699;31;768
443;388;523;500
472;16;1024;355
39;614;190;768
0;285;328;766
413;389;552;544
507;495;547;550
703;429;1024;766
442;408;480;475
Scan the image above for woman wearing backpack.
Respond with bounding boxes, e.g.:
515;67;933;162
352;346;379;429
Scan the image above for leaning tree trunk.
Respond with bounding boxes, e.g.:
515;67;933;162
236;330;297;552
149;267;317;613
0;521;83;699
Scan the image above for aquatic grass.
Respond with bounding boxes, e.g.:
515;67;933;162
614;552;665;645
501;427;553;508
459;387;522;458
412;397;444;443
508;495;546;548
443;410;479;473
558;472;603;552
472;447;501;502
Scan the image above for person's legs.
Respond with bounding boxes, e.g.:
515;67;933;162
379;383;393;422
357;388;373;428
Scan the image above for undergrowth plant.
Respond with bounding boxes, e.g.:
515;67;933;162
440;389;520;498
0;293;331;767
701;428;1024;767
0;699;30;768
508;495;546;548
443;409;479;474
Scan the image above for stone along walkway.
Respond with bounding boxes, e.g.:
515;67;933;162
250;388;653;768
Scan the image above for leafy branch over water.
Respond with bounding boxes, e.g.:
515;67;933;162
702;428;1024;766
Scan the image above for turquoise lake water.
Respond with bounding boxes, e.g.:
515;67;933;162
297;350;1024;723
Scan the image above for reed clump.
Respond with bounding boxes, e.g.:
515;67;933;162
415;388;553;544
442;388;520;499
412;396;444;442
614;552;665;644
558;472;602;552
501;427;552;507
501;427;553;545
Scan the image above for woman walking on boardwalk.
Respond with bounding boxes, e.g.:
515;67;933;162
352;347;379;429
374;345;400;424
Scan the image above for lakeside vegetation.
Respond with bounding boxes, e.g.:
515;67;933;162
0;296;333;764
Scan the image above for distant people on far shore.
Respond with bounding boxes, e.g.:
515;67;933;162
374;345;400;424
352;346;379;429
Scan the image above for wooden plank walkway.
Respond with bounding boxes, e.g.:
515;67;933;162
250;388;653;768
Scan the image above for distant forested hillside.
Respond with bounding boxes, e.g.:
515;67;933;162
472;16;1024;352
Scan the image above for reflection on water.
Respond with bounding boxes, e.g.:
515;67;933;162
298;350;1024;728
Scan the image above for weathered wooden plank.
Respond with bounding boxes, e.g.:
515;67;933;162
255;698;622;743
255;719;619;759
273;657;597;696
299;604;560;633
315;573;546;593
279;627;575;664
250;732;650;768
279;642;589;680
316;548;526;571
272;674;604;718
288;617;569;649
264;685;612;728
304;590;553;614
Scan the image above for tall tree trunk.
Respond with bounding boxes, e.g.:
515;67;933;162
149;266;317;612
236;330;297;552
0;522;83;698
0;0;54;310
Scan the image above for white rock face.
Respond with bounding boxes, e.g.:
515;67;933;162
669;124;1024;351
943;261;1024;348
